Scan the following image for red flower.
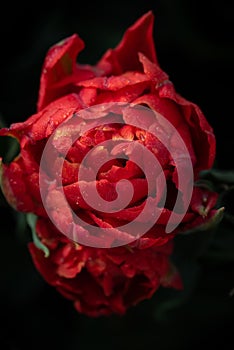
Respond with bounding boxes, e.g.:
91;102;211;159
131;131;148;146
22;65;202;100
0;12;220;316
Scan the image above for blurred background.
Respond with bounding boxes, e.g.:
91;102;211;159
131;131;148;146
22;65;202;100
0;1;234;349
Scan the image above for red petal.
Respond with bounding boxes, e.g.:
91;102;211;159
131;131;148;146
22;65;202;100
3;93;82;141
97;11;157;75
95;81;149;104
77;71;148;90
190;186;218;217
162;90;216;174
28;243;58;285
0;158;40;213
63;178;148;212
99;160;143;182
139;54;216;173
79;87;97;106
37;34;85;111
139;53;169;86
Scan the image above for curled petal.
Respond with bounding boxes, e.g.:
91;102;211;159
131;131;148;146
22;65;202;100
38;34;95;111
97;11;157;75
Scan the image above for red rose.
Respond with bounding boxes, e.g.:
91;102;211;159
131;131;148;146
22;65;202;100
0;11;220;316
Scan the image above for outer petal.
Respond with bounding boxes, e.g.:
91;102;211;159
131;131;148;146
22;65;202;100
0;93;82;142
76;71;148;90
37;34;94;111
139;53;216;174
28;219;180;318
97;11;157;75
0;157;43;215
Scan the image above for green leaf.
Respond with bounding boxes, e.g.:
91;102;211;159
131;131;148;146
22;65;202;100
200;219;234;263
26;213;50;257
194;179;216;192
200;168;234;185
0;135;20;164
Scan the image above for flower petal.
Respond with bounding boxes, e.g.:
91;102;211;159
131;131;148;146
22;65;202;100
97;11;157;75
139;53;216;174
37;34;90;111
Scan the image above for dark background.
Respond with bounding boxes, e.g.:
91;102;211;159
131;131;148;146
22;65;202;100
0;1;234;349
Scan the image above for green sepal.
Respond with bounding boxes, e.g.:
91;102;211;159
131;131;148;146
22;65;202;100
179;207;225;236
194;179;216;192
26;213;50;258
